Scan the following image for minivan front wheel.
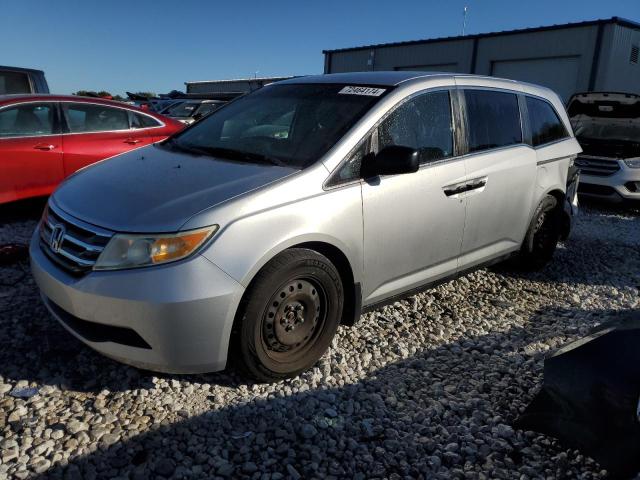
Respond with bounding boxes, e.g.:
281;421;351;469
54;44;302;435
232;248;343;381
518;195;561;270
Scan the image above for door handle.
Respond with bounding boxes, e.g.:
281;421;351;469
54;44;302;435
33;144;57;151
443;177;488;197
466;178;487;191
443;185;467;197
124;138;141;145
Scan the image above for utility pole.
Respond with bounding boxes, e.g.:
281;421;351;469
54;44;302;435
462;5;469;36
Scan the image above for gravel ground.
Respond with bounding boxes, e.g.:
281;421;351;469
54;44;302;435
0;200;638;479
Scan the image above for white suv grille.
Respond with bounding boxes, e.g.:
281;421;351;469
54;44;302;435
574;155;621;177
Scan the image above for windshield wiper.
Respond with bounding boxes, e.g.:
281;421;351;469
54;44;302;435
190;146;286;167
161;138;199;155
161;140;287;166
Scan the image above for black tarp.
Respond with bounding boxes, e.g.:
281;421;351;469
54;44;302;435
516;310;640;478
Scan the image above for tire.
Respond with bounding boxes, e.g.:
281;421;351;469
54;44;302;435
231;248;344;382
517;195;561;271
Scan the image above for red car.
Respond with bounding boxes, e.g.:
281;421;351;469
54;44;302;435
0;95;184;204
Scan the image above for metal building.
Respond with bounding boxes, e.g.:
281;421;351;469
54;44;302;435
185;76;295;95
323;17;640;101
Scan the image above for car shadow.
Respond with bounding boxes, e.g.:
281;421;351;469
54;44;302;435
33;306;633;479
578;196;640;217
0;197;48;225
492;204;640;291
0;253;247;393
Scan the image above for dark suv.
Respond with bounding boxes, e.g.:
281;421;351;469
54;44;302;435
0;66;49;95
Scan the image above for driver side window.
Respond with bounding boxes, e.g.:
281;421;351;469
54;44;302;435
377;90;454;164
331;90;455;185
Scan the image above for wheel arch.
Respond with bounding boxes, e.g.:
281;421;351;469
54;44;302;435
291;241;360;327
545;188;566;207
236;237;362;328
544;187;571;240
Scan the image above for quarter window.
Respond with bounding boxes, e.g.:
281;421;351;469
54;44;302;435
377;90;454;164
526;97;568;147
464;90;522;153
0;103;56;137
63;104;130;133
132;112;161;128
334;134;373;184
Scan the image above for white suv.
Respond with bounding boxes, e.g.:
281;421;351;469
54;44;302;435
569;92;640;204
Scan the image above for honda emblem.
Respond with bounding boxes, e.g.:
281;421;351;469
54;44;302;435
49;224;66;253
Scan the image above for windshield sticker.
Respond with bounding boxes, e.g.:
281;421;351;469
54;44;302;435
339;86;386;97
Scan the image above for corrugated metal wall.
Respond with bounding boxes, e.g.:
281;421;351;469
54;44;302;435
374;39;474;72
474;25;599;100
327;49;373;73
597;24;640;93
325;21;640;99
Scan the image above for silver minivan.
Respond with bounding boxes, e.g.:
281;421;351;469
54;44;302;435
30;72;581;381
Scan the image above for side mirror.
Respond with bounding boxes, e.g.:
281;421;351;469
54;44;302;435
192;113;204;121
367;145;419;177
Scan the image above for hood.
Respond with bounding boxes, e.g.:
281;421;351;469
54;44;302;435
52;144;297;232
579;140;640;159
572;115;640;158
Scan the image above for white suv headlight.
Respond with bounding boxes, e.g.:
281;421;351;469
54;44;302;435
94;225;218;270
624;158;640;168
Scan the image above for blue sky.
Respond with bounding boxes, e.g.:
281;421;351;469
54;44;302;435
1;0;638;95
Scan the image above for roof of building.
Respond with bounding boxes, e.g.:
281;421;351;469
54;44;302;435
323;16;640;54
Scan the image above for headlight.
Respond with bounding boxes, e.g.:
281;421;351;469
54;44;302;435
94;225;218;270
624;158;640;168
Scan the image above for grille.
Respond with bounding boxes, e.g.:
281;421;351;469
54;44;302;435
574;155;621;177
39;205;113;274
578;183;616;196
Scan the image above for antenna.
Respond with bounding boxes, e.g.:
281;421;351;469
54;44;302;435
462;6;469;36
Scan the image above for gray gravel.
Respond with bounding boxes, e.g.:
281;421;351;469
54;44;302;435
0;202;638;479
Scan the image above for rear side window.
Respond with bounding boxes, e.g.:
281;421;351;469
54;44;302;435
0;103;56;137
63;103;130;133
526;97;568;146
132;112;162;128
0;71;31;94
464;90;522;153
377;90;454;164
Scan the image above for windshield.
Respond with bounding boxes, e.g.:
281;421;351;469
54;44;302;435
568;97;640;143
166;83;389;168
166;102;200;118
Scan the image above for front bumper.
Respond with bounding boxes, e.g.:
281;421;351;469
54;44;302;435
578;161;640;202
30;230;245;374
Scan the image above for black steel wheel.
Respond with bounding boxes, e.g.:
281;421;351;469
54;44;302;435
231;248;343;382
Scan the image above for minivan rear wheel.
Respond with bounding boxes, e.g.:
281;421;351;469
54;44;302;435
518;195;561;270
231;248;343;382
